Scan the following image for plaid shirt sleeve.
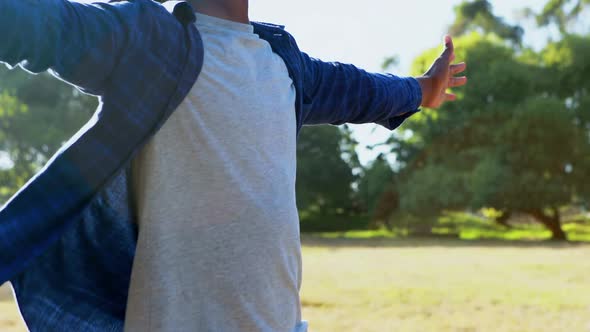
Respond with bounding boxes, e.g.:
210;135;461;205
0;1;199;329
0;0;143;95
300;51;422;130
0;0;190;288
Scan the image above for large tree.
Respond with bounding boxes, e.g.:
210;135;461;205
389;31;590;240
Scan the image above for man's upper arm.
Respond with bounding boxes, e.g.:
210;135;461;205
300;52;423;130
0;0;145;95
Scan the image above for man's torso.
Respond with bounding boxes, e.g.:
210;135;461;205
127;13;306;332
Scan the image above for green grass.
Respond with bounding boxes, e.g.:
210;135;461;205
436;212;590;242
314;213;590;243
300;237;590;332
2;237;589;332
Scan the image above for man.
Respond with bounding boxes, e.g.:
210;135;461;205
0;0;466;331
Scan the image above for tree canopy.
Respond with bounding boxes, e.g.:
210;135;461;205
535;0;590;32
376;1;590;240
449;0;524;45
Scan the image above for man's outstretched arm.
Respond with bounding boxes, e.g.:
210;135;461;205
301;35;467;128
0;0;146;95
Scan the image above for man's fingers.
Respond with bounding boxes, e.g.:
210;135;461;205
450;62;467;75
449;76;467;88
445;93;457;102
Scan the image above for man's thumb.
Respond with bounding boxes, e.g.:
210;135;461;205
442;35;454;59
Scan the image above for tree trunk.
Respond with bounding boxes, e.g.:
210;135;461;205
372;189;399;231
494;210;513;229
527;208;568;241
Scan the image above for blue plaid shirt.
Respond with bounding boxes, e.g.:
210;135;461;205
0;0;422;330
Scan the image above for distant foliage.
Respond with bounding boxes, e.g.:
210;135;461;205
356;155;397;229
0;68;96;203
296;125;355;213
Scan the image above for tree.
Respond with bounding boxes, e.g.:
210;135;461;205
374;0;590;241
389;31;590;241
296;125;357;217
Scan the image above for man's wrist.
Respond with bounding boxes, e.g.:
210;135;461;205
414;76;430;108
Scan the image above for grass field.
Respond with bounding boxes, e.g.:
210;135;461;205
1;237;589;331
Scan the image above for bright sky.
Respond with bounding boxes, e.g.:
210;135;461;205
250;0;550;165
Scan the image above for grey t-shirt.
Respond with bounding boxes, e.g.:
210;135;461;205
126;13;306;332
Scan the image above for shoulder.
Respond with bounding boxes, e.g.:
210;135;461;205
108;0;191;51
100;0;190;26
251;21;302;54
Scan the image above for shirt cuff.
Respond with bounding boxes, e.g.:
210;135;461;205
376;76;422;131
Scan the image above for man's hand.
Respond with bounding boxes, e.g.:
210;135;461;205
416;35;467;109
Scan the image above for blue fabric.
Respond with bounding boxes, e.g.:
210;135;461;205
0;1;422;330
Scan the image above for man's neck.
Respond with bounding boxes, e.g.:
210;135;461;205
187;0;249;24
